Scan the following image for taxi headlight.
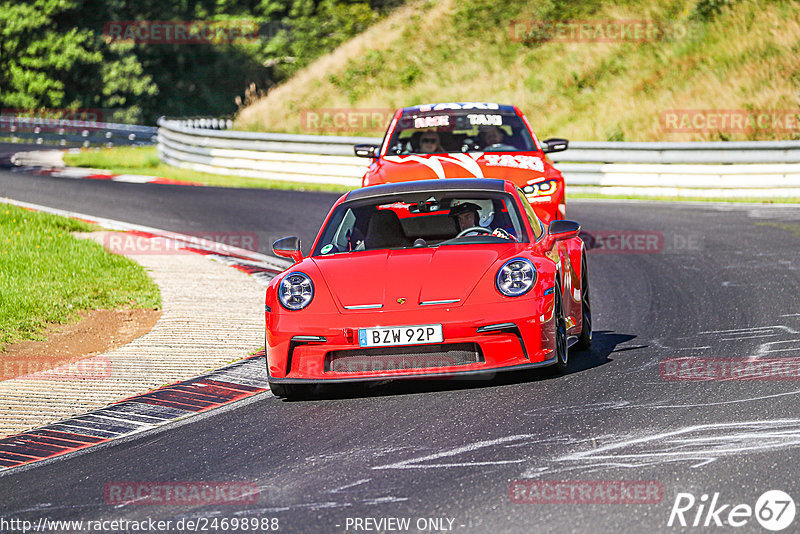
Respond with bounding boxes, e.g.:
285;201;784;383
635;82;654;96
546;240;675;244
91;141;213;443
523;179;558;196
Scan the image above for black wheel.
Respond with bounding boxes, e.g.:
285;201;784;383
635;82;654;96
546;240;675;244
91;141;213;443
552;278;568;374
574;252;592;351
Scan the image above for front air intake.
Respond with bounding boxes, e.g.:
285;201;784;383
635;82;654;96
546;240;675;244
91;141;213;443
324;343;483;373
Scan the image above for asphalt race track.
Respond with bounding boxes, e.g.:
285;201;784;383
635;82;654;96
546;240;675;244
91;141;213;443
2;167;800;533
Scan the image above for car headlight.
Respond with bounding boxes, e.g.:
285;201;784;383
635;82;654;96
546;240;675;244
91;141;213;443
278;272;314;310
496;258;536;297
523;179;557;196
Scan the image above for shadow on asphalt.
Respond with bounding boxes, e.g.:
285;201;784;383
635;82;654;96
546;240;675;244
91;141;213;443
274;330;642;402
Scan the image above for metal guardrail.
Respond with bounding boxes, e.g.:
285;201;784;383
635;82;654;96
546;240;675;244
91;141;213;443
551;141;800;164
158;118;372;186
0;116;158;147
157;118;800;190
160;117;377;155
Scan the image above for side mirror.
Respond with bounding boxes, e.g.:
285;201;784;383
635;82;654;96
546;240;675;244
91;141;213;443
549;220;580;240
541;138;569;153
272;236;303;263
542;220;580;248
354;144;380;158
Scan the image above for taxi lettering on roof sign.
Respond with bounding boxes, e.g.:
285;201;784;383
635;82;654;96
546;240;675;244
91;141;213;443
483;154;545;172
414;115;450;128
468;114;503;126
418;102;501;112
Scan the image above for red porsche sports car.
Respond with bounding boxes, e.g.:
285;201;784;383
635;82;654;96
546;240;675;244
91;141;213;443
265;179;590;398
354;102;569;223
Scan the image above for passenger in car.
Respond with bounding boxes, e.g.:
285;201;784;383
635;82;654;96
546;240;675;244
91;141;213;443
418;132;446;153
479;125;511;149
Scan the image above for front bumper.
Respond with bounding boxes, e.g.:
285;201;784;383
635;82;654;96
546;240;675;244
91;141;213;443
266;298;556;382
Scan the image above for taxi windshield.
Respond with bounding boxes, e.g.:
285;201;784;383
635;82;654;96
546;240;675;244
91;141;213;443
384;109;537;155
313;192;529;256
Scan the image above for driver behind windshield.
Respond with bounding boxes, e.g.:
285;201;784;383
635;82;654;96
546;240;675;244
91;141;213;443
449;202;481;232
479;125;507;148
449;202;516;241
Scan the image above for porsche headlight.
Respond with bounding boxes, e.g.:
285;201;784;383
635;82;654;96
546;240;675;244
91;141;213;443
278;272;314;310
496;258;536;297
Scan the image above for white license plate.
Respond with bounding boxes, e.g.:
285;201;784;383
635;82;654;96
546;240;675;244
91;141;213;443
358;324;443;347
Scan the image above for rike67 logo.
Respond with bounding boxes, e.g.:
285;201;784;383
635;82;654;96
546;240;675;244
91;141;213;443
668;490;796;531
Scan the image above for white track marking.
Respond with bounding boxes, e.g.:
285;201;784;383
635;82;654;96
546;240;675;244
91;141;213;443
329;479;371;493
372;434;536;470
755;339;800;356
554;419;800;469
360;496;409;505
699;325;799;335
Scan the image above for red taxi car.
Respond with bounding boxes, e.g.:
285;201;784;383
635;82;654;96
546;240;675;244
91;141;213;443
355;102;569;223
265;179;590;399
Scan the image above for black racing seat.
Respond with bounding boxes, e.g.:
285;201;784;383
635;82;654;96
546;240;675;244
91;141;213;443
364;210;411;250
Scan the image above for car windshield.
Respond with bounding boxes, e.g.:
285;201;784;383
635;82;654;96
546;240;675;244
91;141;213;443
313;192;529;256
384;108;537;155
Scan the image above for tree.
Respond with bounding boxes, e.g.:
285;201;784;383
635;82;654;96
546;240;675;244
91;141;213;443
0;0;157;122
0;0;392;124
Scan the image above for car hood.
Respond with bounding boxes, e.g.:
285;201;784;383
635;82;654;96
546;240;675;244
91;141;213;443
374;152;552;183
311;245;519;311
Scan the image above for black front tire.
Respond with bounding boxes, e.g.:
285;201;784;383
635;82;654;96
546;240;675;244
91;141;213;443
552;279;568;374
574;252;592;351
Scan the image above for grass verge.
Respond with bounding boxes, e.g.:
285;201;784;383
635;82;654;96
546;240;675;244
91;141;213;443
63;146;353;193
0;204;161;349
